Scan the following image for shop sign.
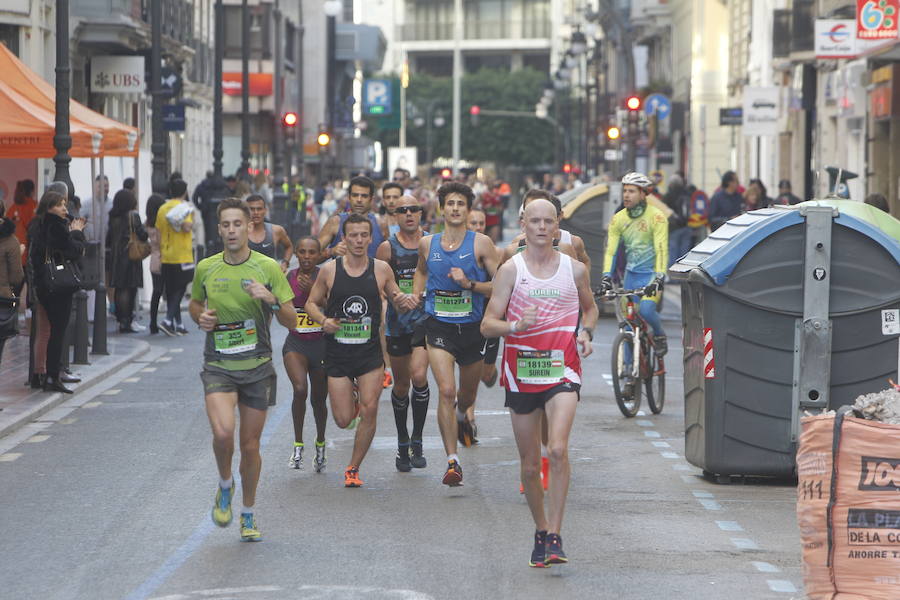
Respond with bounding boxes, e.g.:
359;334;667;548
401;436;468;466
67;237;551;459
816;20;857;58
91;56;145;94
742;87;780;137
222;73;274;96
871;84;893;119
857;0;900;40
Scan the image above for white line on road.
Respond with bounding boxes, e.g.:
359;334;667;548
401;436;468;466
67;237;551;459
637;410;646;416
672;464;692;471
766;580;797;593
101;389;122;396
680;474;698;484
168;348;184;353
157;356;172;362
644;430;661;438
60;417;77;425
660;451;679;459
142;367;157;373
26;435;50;443
698;499;723;511
730;537;760;550
636;420;654;426
752;562;781;573
692;491;714;498
123;377;141;383
652;441;671;448
716;521;744;532
83;401;102;408
0;453;22;462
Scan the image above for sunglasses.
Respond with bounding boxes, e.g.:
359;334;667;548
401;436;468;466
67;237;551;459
395;205;422;214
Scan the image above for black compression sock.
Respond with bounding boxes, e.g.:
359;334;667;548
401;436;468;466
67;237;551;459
391;391;410;444
411;384;430;440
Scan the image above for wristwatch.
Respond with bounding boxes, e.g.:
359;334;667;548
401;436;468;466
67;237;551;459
270;302;281;312
468;280;476;290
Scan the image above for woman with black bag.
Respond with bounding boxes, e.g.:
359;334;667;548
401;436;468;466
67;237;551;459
106;189;149;333
0;201;24;365
29;190;86;393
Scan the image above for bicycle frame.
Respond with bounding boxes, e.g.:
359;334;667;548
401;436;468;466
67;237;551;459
608;288;664;380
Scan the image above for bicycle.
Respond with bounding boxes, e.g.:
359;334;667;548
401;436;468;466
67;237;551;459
596;287;666;417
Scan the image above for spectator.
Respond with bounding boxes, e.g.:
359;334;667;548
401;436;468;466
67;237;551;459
106;189;149;333
6;179;37;266
155;179;194;336
748;179;772;208
864;193;890;213
145;194;166;334
663;174;693;266
743;185;765;212
123;177;135;192
480;183;503;242
80;174;110;241
29;190;86;393
709;171;743;230
0;202;24;365
775;179;802;205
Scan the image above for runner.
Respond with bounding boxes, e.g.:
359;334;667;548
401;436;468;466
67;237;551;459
283;236;328;473
413;182;499;486
376;195;430;472
305;213;416;487
481;198;597;567
189;197;296;542
246;194;293;269
381;182;403;237
317;175;388;260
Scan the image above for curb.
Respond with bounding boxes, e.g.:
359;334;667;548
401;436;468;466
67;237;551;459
0;340;152;440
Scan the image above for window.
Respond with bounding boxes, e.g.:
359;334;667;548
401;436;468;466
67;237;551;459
0;24;19;56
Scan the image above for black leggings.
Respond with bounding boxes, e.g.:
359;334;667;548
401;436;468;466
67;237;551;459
150;272;165;327
115;287;137;324
37;289;73;379
161;264;193;325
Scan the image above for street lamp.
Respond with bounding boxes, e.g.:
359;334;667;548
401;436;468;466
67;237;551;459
570;30;588;56
323;0;341;16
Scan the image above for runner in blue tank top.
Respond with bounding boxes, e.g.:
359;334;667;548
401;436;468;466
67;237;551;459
317;175;388;260
376;194;431;473
413;182;500;488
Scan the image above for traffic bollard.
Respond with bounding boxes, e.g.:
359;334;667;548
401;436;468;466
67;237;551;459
72;289;90;364
92;280;109;355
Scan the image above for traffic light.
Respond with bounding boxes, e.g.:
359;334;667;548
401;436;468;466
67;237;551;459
317;130;331;148
626;95;642;111
440;168;452;180
606;126;621;141
282;112;298;128
469;105;480;126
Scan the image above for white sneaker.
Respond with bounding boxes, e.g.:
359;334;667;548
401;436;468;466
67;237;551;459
289;445;304;469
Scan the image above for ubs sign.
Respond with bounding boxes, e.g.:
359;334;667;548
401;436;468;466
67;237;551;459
91;56;145;94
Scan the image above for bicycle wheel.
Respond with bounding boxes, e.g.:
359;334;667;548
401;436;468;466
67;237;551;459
610;330;640;417
644;341;666;414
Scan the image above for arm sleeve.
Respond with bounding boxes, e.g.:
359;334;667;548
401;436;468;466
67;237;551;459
652;211;669;275
602;213;622;274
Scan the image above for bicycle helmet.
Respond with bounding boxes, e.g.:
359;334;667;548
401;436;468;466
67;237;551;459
621;172;653;190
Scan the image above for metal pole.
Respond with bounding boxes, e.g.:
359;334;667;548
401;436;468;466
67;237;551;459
400;52;407;147
296;19;305;180
240;0;251;179
273;0;284;189
92;157;108;355
325;12;336;181
451;0;462;176
213;0;224;177
52;0;73;196
150;0;167;194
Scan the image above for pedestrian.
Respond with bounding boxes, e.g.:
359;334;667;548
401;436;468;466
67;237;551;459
145;194;166;334
663;174;693;266
106;189;149;333
480;182;503;243
0;201;24;365
7;179;36;267
864;193;890;213
80;174;110;241
748;179;772;208
155;179;195;336
708;171;743;230
774;179;802;206
28;190;86;393
123;177;135;192
481;197;597;568
743;185;764;212
189;197;296;542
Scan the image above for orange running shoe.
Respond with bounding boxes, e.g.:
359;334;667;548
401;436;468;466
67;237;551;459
382;369;393;389
442;459;463;486
541;456;550;491
344;465;363;487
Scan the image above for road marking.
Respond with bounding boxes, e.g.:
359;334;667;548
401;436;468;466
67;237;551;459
124;377;141;383
731;537;760;550
148;585;436;600
142;367;157;373
26;435;50;443
644;430;661;438
157;356;172;362
766;580;797;593
168;348;184;353
698;499;723;511
672;464;692;471
0;453;22;462
651;441;671;448
60;417;77;425
753;561;781;573
101;389;122;396
83;401;102;408
473;409;509;416
716;521;744;532
636;419;654;426
680;474;697;483
660;451;679;459
637;410;646;416
692;490;714;498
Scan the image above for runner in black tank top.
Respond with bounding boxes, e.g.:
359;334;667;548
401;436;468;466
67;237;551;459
324;256;382;376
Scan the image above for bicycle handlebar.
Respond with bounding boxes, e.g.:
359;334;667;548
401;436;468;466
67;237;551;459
593;288;645;300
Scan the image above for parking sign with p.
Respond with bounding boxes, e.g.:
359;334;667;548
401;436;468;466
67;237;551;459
364;79;392;116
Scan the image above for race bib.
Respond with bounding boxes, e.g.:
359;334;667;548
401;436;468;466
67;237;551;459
213;319;258;354
516;350;564;385
295;309;322;334
434;289;472;318
335;317;372;344
398;277;414;295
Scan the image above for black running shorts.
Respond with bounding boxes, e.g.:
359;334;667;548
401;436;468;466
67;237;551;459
200;361;277;411
386;323;426;357
282;333;326;370
504;381;580;415
424;317;485;366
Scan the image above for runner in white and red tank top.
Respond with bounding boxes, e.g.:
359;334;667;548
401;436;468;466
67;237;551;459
481;198;598;569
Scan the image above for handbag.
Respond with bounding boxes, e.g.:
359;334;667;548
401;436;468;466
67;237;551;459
38;249;82;294
127;212;151;261
0;296;17;340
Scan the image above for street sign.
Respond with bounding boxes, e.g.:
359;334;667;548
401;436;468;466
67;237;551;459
162;103;186;131
644;93;671;120
160;66;182;98
364;79;392;116
604;149;622;161
719;107;743;126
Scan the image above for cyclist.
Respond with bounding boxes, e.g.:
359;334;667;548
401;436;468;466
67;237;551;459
601;172;668;394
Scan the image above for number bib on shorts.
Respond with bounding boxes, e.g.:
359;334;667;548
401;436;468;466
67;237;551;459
294;309;323;334
398;277;414;295
335;317;372;344
433;289;472;318
516;350;565;385
213;319;258;354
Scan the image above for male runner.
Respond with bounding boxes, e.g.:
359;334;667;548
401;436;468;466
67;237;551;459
381;182;403;237
246;194;293;269
317;175;388;260
283;236;328;472
305;213;416;487
376;195;430;472
481;198;597;567
190;197;296;542
413;182;499;486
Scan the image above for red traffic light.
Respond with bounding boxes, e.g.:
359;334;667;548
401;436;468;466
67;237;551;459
469;105;481;116
626;96;642;111
440;168;452;179
562;163;572;174
282;112;298;127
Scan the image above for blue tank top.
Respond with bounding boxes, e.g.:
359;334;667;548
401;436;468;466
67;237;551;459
385;235;427;336
329;212;384;258
424;230;488;324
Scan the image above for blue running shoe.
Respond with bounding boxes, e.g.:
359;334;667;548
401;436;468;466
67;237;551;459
211;481;234;527
240;512;262;542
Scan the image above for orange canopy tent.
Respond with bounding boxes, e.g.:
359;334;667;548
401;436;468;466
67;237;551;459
0;43;139;157
0;80;106;159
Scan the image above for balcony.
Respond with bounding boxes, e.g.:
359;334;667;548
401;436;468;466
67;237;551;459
398;19;551;42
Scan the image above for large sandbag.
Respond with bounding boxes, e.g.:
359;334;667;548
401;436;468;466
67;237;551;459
797;415;836;598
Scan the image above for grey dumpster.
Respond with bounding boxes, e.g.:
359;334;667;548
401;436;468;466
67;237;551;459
669;203;900;479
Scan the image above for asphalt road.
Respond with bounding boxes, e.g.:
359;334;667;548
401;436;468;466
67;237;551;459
0;307;804;600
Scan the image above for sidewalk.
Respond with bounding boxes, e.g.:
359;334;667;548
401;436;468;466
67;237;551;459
0;328;150;439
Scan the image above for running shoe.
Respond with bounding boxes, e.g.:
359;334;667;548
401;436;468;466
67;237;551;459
175;324;189;335
458;417;475;448
289;444;304;469
545;533;567;564
442;459;463;486
239;513;262;542
541;456;550;491
382;369;393;389
344;465;363;487
314;441;327;473
159;319;177;337
410;439;427;469
211;481;234;527
396;445;412;472
530;530;549;568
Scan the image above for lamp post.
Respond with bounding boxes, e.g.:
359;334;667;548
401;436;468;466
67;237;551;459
324;0;341;181
150;0;167;195
52;0;73;196
239;0;251;180
213;0;224;177
273;0;284;190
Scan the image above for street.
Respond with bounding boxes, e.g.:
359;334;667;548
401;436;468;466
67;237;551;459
0;300;804;600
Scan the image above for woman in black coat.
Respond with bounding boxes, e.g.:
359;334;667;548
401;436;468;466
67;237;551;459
29;190;86;393
106;189;148;332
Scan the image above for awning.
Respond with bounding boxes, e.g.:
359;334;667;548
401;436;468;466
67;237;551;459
0;43;139;157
